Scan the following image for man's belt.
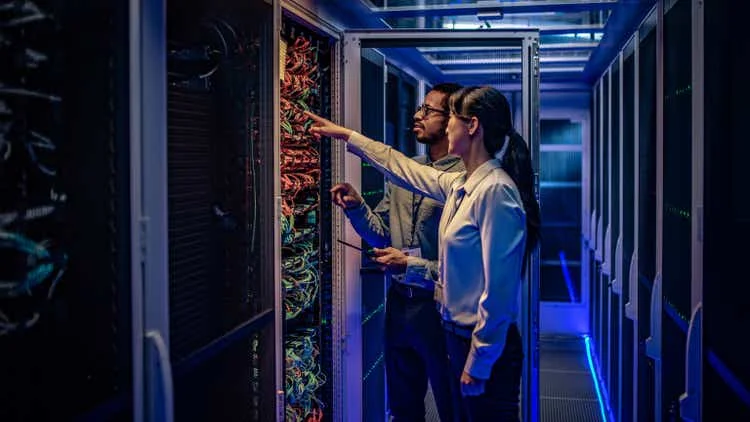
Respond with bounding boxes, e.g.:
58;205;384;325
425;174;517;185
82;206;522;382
391;282;434;299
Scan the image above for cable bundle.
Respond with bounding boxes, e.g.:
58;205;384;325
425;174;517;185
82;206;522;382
280;35;321;218
280;31;327;421
280;33;322;321
285;329;326;422
282;240;319;319
0;0;67;337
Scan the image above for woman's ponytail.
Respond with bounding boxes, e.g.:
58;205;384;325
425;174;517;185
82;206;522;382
501;130;541;259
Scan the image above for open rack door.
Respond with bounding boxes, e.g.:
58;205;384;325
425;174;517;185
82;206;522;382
341;28;541;422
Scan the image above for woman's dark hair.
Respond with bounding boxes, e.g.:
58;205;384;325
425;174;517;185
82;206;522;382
449;86;541;259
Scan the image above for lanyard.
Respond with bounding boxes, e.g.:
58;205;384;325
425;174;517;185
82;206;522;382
409;192;425;248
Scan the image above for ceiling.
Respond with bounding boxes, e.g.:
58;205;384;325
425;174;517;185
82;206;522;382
321;0;656;87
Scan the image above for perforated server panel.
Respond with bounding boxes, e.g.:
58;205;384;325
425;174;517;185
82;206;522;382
600;70;611;388
609;60;621;415
0;0;133;420
620;47;636;422
637;23;657;422
703;0;750;419
590;84;600;360
661;0;692;418
166;1;277;420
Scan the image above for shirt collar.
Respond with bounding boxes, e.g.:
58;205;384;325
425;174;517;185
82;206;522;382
419;153;462;170
432;154;462;170
461;159;502;196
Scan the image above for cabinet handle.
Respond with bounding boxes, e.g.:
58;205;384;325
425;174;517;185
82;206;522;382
679;303;702;422
624;252;638;320
612;235;623;294
146;330;174;422
644;273;662;361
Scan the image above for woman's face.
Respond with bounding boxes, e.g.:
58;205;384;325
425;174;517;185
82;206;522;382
446;113;471;156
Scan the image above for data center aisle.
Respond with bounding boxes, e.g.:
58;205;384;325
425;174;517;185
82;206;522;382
423;335;604;422
540;335;604;422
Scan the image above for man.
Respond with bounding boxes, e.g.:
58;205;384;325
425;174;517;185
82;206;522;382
331;83;464;422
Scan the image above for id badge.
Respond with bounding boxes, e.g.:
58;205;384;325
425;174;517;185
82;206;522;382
401;247;422;258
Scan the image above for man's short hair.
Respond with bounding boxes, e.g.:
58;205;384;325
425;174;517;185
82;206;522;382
430;82;463;110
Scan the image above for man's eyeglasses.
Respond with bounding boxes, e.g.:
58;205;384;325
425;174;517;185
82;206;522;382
415;103;448;117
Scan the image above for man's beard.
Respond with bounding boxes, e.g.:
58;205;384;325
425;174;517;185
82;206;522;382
415;128;443;146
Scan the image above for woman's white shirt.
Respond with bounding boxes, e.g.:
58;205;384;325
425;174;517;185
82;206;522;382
346;131;527;380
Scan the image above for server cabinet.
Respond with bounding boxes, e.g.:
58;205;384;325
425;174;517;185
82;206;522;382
162;0;279;421
637;11;658;422
697;0;750;420
584;81;601;350
590;7;660;421
620;37;637;422
588;79;602;376
609;56;622;417
278;4;342;421
0;1;136;420
600;69;611;395
660;0;693;419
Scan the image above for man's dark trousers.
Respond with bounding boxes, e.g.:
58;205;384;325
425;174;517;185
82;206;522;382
385;284;456;422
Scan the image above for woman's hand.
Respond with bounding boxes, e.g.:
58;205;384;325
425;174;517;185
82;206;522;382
460;371;486;396
304;111;354;140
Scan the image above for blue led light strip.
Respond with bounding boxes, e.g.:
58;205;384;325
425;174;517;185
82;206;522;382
583;335;615;422
559;250;578;302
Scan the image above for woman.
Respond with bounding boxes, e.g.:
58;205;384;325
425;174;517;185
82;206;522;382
306;86;540;422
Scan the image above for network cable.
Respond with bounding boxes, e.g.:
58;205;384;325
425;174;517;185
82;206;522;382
285;328;326;422
280;31;327;420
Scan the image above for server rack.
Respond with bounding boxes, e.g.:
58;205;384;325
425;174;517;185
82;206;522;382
163;0;278;421
587;0;750;419
600;68;611;397
594;76;603;368
637;11;658;422
595;8;659;422
2;1;360;421
0;1;134;420
279;4;342;421
586;1;743;420
660;0;692;418
591;62;624;421
590;7;662;422
702;0;750;419
620;36;637;422
0;1;287;420
609;55;622;417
